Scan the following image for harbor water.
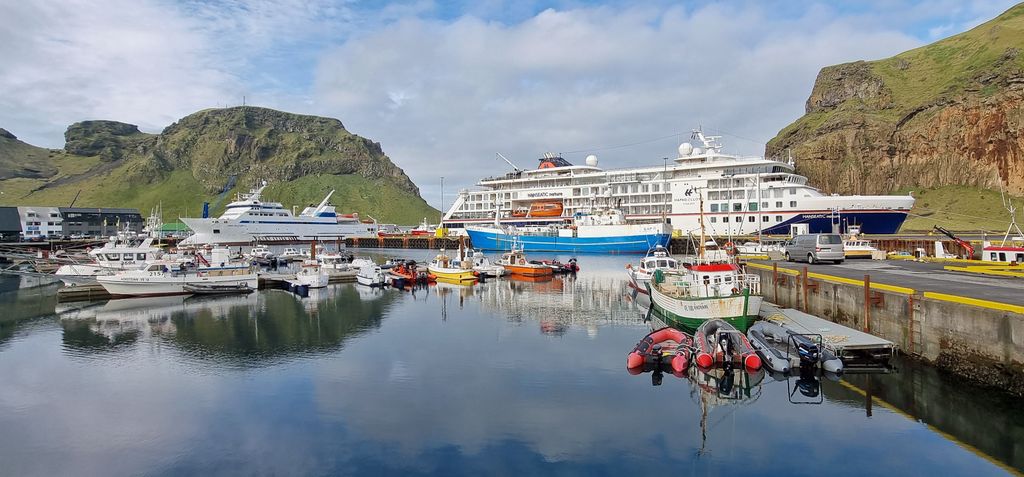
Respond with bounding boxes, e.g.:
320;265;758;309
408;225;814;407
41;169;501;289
0;252;1021;476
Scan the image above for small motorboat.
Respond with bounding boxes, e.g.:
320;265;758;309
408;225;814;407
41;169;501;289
468;250;507;277
495;250;552;277
626;327;692;374
747;321;843;374
387;260;431;286
247;245;275;261
279;247;304;261
356;264;389;287
530;258;579;274
625;245;677;293
349;258;376;271
427;249;477;282
693;319;761;370
295;259;330;288
183;283;254;295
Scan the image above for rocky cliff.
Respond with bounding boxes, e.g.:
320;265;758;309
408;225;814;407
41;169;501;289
0;107;436;224
767;4;1024;196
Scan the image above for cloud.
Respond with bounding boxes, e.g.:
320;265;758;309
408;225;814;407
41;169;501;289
311;3;933;205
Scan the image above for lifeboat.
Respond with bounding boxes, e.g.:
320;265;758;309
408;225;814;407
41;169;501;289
693;319;761;370
496;250;553;277
627;327;692;374
509;200;564;218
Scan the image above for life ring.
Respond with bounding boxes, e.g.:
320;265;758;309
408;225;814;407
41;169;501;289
724;241;736;255
519;259;526;265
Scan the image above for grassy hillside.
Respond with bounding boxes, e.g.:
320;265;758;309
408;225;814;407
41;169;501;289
0;128;58;180
0;107;438;225
899;185;1023;232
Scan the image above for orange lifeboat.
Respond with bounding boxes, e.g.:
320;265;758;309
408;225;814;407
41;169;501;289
510;200;563;218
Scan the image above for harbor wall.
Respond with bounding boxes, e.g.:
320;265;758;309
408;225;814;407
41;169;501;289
749;263;1024;396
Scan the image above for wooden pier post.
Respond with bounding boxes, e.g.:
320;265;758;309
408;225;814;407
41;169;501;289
801;266;809;313
772;262;778;304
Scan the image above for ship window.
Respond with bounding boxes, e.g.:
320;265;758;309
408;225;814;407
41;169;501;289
123;253;133;260
105;254;119;261
710;217;717;223
710;204;719;212
714;277;722;284
749;202;758;211
733;190;745;199
721;191;731;200
773;190;783;198
762;216;769;222
732;203;742;212
709;180;719;188
1000;252;1007;261
790;201;797;207
790;188;796;195
137;253;146;260
708;191;719;200
213;229;221;234
776;201;783;208
775;215;783;222
762;201;769;208
748;216;755;222
990;252;998;260
1017;254;1023;262
722;216;728;223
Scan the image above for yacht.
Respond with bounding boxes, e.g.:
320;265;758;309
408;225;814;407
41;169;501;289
443;130;915;235
180;181;381;246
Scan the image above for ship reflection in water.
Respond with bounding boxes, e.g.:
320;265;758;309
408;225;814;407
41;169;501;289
0;254;1020;475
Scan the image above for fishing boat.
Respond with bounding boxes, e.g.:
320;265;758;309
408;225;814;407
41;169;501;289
842;225;878;259
96;249;257;298
495;249;553;277
467;250;507;277
466;208;671;253
247;245;275;261
747;321;842;374
427;249;477;282
693;319;761;370
294;243;329;289
645;263;762;332
54;233;165;285
626;327;692;374
626;245;678;294
279;248;304;261
356;265;389;287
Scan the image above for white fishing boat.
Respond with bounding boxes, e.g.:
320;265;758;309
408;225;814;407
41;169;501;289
349;258;376;271
96;249;257;297
646;262;763;332
319;251;353;274
54;233;165;285
180;181;380;245
294;260;330;288
356;265;389;287
468;249;507;277
626;245;678;294
444;130;914;235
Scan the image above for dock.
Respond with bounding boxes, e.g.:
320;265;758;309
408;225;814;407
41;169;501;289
759;303;896;371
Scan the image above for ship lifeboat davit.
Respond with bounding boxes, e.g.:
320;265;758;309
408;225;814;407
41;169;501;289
694;319;762;371
627;327;693;374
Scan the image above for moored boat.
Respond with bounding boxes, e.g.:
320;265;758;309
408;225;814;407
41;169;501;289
295;260;330;288
645;263;762;332
626;245;677;294
626;327;692;374
747;320;842;374
183;283;254;295
97;259;257;298
356;265;389;287
468;250;507;277
466;208;671;253
693;319;761;370
495;249;552;277
427;250;477;282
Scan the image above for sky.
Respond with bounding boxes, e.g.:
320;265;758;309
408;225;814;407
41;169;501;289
0;0;1019;208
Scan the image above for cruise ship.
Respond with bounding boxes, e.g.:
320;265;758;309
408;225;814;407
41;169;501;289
181;182;379;245
443;131;915;236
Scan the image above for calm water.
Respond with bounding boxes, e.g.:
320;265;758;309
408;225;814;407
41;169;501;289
0;252;1021;476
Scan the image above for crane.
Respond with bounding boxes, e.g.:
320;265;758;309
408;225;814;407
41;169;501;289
932;225;975;258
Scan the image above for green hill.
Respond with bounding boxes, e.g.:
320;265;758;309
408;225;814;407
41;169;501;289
0;107;438;224
767;3;1024;209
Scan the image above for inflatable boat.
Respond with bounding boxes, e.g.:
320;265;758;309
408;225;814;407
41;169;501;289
626;327;693;374
747;321;843;374
694;319;761;370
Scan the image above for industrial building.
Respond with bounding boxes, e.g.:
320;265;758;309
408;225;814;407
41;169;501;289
0;206;144;241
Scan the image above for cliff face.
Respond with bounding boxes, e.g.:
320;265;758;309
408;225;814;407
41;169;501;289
767;5;1024;196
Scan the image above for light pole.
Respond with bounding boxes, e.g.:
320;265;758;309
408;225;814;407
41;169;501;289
439;176;444;226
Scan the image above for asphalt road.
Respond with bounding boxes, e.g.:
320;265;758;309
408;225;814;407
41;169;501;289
753;259;1024;306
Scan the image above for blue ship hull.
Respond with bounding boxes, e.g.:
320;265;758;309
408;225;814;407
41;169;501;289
761;211;909;235
466;228;670;254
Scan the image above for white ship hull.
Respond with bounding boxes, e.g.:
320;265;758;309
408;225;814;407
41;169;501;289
181;217;375;246
97;273;258;297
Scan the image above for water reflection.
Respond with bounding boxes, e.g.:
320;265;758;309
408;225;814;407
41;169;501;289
56;285;399;368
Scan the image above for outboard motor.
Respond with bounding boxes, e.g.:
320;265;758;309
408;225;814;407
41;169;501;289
796;366;821;398
651;344;664;386
718;333;733;371
792;335;821;366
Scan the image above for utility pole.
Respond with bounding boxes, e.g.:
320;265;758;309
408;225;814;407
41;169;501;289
439;176;445;226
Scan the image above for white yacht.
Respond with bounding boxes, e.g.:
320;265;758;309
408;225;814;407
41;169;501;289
96;248;257;297
443;130;915;235
54;234;164;285
180;181;381;246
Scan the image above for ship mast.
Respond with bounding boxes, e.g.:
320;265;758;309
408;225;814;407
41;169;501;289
698;190;706;260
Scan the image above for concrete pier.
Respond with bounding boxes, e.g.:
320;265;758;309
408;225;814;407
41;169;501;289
746;260;1024;395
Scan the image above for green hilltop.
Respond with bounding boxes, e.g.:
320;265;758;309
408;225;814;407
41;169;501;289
0;107;438;224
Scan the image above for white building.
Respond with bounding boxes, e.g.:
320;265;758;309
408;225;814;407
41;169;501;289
17;206;63;239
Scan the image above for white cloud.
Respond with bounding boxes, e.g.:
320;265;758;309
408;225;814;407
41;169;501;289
312;3;928;207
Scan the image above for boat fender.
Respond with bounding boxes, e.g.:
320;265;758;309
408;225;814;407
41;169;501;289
695;352;713;368
731;287;739;295
743;353;762;370
671;354;689;373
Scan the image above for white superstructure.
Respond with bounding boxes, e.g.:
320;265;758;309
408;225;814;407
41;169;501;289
181;181;380;245
444;130;915;236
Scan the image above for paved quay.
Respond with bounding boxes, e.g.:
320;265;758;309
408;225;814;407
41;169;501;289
750;259;1024;307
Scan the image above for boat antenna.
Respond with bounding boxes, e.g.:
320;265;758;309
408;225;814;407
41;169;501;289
496;152;522;173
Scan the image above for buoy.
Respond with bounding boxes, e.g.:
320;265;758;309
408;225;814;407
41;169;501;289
696;352;713;368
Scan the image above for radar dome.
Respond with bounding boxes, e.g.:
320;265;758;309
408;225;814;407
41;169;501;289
585;154;598;167
692;147;703;156
678;142;694;156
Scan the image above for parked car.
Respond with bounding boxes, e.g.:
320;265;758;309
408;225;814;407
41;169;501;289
785;233;845;264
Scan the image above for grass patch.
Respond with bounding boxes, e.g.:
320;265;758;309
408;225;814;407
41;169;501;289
898;185;1023;232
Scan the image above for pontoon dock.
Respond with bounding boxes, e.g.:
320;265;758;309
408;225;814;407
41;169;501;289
759;303;897;371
